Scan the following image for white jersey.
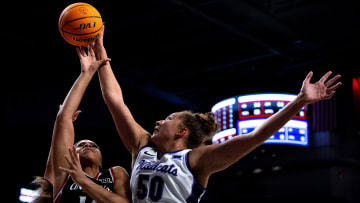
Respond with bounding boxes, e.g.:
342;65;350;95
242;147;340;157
130;146;206;203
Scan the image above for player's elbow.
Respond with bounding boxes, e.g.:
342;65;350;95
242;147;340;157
55;109;73;123
103;91;124;105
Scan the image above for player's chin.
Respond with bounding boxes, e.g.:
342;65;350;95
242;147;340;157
150;133;159;143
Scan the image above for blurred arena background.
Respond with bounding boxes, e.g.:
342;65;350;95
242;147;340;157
6;0;360;202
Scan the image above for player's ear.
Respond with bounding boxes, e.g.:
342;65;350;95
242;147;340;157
175;127;188;138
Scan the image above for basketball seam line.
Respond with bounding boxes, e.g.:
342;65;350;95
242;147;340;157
58;3;90;28
62;16;102;28
59;3;101;45
62;26;103;36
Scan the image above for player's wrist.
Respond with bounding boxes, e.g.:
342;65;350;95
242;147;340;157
80;69;97;77
294;92;308;106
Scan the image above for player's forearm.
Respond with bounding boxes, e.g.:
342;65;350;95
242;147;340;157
93;42;125;104
58;72;94;119
96;58;125;106
44;148;54;185
250;93;307;143
79;178;129;203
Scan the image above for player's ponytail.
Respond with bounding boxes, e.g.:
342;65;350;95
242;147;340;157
181;111;218;148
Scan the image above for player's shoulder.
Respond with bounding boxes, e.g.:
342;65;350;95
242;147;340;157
136;143;156;156
110;166;130;178
140;143;156;152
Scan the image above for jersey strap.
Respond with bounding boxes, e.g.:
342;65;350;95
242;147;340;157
185;152;206;203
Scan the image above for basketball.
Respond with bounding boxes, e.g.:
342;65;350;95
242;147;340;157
59;3;103;46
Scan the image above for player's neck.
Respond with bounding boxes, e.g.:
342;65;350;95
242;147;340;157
83;166;100;178
157;143;187;158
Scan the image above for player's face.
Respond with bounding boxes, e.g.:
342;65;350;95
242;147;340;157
152;112;183;144
75;140;102;166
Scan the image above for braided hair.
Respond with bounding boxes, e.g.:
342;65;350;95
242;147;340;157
180;110;218;149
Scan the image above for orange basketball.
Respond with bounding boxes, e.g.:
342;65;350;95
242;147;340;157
59;2;103;46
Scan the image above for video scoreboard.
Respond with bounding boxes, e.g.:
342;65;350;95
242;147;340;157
211;93;308;146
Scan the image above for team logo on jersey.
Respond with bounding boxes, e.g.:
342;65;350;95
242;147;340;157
172;155;182;160
69;183;112;191
144;151;155;156
98;178;113;184
137;160;178;176
70;183;83;191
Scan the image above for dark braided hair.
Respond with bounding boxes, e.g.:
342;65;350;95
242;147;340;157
180;110;218;149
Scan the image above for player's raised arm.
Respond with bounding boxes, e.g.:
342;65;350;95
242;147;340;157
50;46;110;196
45;106;81;186
93;26;151;162
190;71;341;185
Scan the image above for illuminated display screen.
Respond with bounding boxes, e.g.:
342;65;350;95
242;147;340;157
19;187;39;202
211;93;308;146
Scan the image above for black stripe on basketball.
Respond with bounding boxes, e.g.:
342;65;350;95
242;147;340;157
61;16;102;35
62;24;103;36
62;16;101;28
59;3;100;44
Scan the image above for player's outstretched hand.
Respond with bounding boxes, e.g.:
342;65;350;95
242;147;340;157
300;71;341;104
